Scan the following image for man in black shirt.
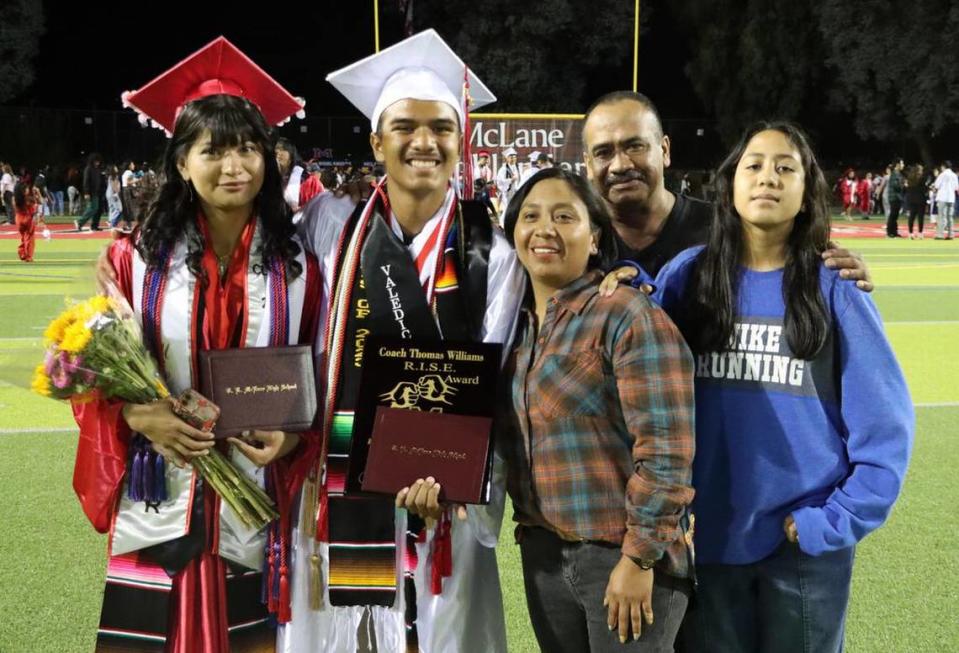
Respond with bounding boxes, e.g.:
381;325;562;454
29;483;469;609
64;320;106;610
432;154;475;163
582;91;872;288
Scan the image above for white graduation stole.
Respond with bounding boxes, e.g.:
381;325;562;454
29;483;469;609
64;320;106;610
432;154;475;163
110;221;307;570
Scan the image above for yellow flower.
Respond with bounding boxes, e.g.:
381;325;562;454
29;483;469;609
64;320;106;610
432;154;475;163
43;312;73;344
31;364;52;397
74;301;96;324
60;321;93;354
88;295;111;315
43;300;97;344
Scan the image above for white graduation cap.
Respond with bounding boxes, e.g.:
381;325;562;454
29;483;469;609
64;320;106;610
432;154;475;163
528;150;542;162
326;29;496;131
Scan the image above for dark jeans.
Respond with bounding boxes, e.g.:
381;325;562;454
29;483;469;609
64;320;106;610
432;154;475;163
519;525;691;652
906;201;926;234
77;195;101;230
2;191;13;224
886;200;902;236
120;187;136;224
683;541;855;653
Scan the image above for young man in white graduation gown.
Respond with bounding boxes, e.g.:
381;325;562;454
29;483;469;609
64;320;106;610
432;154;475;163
279;30;523;653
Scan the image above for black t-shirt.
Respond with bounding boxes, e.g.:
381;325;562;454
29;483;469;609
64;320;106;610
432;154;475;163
613;193;713;276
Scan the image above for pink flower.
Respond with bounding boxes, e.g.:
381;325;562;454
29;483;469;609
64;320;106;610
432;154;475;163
51;367;71;389
43;350;57;376
61;351;78;375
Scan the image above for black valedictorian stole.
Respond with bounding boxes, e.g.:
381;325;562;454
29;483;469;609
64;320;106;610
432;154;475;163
321;188;493;608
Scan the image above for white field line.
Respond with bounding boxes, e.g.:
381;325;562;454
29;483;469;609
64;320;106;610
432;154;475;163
0;293;84;297
0;427;76;435
874;264;959;270
885;320;959;326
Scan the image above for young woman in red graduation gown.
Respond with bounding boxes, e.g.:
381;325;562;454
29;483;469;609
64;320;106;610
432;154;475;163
72;92;321;652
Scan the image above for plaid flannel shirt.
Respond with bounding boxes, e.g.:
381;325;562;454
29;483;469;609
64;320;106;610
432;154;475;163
500;270;696;578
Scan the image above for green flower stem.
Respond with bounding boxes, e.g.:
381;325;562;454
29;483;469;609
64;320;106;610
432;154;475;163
205;451;278;523
194;456;261;529
194;451;278;530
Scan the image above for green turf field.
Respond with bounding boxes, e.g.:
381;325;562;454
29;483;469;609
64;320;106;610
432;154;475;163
1;232;957;652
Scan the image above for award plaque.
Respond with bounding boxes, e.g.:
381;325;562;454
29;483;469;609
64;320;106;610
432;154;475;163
349;337;501;504
198;345;317;438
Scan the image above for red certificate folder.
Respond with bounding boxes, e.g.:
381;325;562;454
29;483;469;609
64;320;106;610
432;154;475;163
361;406;493;504
198;345;317;438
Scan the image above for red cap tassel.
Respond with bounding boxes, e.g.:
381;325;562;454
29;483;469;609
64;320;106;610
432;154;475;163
278;530;292;623
315;484;329;542
429;510;453;595
267;526;278;614
461;66;474;200
439;513;453;577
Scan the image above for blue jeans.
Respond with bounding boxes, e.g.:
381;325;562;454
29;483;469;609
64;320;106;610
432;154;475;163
684;541;854;653
936;201;954;239
518;525;692;652
51;190;64;215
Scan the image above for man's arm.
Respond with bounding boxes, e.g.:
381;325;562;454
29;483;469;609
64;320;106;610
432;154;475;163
822;242;873;292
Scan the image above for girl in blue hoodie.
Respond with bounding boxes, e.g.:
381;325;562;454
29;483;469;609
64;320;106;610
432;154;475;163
623;122;913;652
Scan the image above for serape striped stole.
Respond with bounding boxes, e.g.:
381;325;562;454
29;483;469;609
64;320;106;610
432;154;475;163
317;186;492;609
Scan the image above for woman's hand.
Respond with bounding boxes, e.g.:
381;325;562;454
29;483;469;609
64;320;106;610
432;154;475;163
122;397;215;466
604;556;655;643
395;477;468;527
228;430;300;467
784;514;799;544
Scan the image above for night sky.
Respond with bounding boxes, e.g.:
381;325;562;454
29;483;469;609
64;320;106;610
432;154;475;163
13;2;924;168
24;2;700;118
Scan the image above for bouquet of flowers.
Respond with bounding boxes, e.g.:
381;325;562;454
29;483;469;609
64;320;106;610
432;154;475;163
32;295;278;531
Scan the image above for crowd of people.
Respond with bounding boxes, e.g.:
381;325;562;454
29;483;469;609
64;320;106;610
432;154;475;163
23;30;920;653
834;162;959;239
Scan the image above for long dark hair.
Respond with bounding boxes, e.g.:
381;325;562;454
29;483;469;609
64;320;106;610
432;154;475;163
13;180;34;212
136;94;300;287
684;121;831;359
275;137;301;169
502;167;619;272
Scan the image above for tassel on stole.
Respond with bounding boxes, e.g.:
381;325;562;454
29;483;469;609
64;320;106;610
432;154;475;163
309;552;323;610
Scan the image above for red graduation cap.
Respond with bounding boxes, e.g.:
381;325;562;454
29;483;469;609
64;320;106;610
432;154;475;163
121;36;305;135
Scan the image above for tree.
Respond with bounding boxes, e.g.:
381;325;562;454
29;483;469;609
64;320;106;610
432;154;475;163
816;0;959;165
0;0;45;103
669;0;826;146
412;0;647;112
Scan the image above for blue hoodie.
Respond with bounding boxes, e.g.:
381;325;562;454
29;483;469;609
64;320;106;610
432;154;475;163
634;246;914;564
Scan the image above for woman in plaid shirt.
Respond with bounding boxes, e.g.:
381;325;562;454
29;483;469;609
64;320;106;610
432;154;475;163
498;167;697;652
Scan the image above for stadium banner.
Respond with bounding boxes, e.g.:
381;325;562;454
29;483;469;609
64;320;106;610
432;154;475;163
468;113;586;176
